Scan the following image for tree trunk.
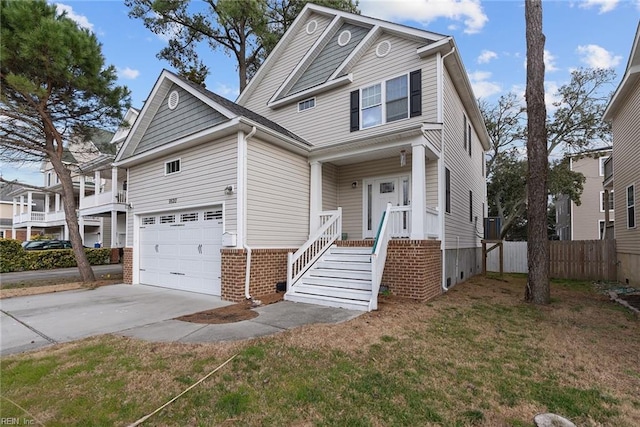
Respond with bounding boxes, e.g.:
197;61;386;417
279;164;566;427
524;0;549;304
49;154;96;283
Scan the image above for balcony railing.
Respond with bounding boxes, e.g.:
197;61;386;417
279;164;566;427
79;190;126;209
13;211;66;224
387;205;441;239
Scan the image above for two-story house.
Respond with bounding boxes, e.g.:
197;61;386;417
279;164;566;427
555;147;614;240
603;21;640;287
114;4;489;311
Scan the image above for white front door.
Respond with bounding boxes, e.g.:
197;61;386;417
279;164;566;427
364;176;410;238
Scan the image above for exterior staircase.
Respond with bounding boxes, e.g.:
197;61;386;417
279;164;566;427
284;246;373;311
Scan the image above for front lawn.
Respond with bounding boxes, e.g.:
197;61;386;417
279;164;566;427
1;275;638;426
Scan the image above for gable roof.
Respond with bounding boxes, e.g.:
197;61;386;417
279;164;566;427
604;21;640;121
115;70;308;165
236;3;490;150
238;3;445;107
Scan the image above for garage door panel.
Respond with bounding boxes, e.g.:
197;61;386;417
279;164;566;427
137;207;223;295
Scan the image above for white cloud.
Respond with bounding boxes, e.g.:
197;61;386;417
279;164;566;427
467;70;502;99
359;0;488;34
576;44;622;68
118;67;140;80
522;50;559;72
55;3;94;32
477;50;497;64
214;83;239;99
579;0;619;13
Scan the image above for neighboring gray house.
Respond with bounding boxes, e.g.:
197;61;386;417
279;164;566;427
603;21;640;287
555;147;613;240
115;4;489;311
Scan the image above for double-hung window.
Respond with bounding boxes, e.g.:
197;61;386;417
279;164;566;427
361;84;382;128
627;184;636;229
353;70;422;131
361;75;409;129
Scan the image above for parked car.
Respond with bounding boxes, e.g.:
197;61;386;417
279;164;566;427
22;240;73;250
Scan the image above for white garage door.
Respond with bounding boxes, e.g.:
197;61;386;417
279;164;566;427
138;207;223;295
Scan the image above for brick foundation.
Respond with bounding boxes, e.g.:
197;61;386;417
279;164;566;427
221;248;294;303
123;247;133;284
337;239;442;301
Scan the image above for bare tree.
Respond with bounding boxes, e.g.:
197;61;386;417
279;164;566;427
524;0;549;303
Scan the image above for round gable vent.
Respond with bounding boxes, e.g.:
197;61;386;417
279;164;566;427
376;40;392;58
167;90;180;110
306;20;318;35
337;30;352;47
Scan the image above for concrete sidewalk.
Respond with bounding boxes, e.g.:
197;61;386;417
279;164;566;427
1;284;361;356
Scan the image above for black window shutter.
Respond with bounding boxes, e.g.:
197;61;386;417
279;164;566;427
409;69;422;117
350;90;359;132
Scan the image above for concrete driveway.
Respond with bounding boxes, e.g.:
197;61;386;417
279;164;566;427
1;284;361;356
0;284;229;356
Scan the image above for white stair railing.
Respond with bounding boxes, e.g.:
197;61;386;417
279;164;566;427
370;203;393;311
287;208;342;291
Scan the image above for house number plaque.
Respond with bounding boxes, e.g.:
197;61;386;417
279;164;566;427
168;198;178;204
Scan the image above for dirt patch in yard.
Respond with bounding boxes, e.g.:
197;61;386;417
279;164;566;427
175;292;284;324
0;279;121;299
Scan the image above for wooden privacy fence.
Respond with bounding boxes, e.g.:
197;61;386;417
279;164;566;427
487;240;617;281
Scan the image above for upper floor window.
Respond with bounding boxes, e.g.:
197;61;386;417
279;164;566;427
350;69;421;132
298;97;315;112
47;172;52;187
445;168;451;214
463;114;472;156
165;159;181;175
627;184;636;229
600;190;614;212
599;156;610;176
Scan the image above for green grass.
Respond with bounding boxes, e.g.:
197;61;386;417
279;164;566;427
1;276;638;426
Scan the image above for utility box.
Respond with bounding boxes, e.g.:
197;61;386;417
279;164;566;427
484;217;502;240
222;232;237;247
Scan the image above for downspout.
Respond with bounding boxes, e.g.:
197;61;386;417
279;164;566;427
243;126;257;300
439;43;456;291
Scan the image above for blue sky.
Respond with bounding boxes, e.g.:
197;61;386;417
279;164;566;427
3;0;639;185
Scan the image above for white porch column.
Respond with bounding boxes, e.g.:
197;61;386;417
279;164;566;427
12;197;17;216
63;224;69;240
309;161;323;234
45;194;50;213
26;225;32;241
111;211;118;248
111;167;118;202
55;194;61;212
19;195;24;214
78;216;85;244
27;192;33;215
94;170;101;193
411;142;427;240
79;174;85;206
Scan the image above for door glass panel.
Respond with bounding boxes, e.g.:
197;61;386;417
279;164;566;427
367;184;372;231
380;182;395;193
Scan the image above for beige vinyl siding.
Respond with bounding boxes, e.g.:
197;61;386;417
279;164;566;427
570;154;611;240
126;135;237;246
240;12;332;116
612;78;640;255
337;156;416;240
102;218;111;248
442;69;484;249
246;138;310;247
426;158;439;208
243;31;438;147
323;162;339;210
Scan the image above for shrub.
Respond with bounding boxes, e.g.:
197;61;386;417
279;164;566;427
0;239;27;273
1;239;112;273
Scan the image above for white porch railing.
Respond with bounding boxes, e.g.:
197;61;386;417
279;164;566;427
79;190;126;209
370;203;393;311
426;206;440;239
388;205;410;238
13;211;66;224
287;208;342;290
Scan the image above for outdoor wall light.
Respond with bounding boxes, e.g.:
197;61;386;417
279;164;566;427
224;185;235;195
351;181;358;189
400;149;407;167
